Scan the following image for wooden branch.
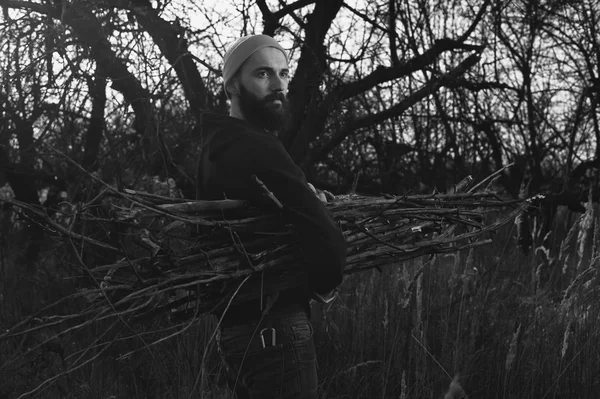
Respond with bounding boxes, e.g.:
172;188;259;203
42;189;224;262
257;0;279;35
61;2;155;139
253;175;283;209
303;51;483;168
433;92;464;172
258;0;314;35
273;0;316;19
468;163;514;193
0;0;155;140
341;1;388;33
88;0;130;9
457;0;492;43
162;199;249;212
122;188;190;203
130;1;208;118
326;39;485;106
287;38;485;165
82;65;107;170
1;197;120;252
388;0;399;66
444;78;523;94
281;0;343;153
0;0;48;14
0;91;36;168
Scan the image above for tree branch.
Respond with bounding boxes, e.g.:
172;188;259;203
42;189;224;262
0;91;36;168
2;0;157;140
340;1;388;33
289;39;485;168
303;51;483;168
0;0;47;14
82;63;107;170
258;0;314;36
457;0;492;43
130;1;209;118
256;0;277;35
444;78;522;94
330;39;485;105
273;0;315;19
388;0;399;65
64;4;154;139
281;0;343;155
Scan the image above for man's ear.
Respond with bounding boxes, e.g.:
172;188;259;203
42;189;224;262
227;81;239;97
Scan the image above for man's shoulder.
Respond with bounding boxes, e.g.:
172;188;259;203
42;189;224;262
201;112;270;139
200;113;284;163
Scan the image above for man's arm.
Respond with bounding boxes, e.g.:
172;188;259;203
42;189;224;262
214;132;347;294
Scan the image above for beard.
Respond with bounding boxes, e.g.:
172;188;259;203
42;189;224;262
238;83;291;133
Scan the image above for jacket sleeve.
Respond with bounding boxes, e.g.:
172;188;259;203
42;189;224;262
214;132;347;294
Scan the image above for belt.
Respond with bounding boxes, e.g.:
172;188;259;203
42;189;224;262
219;288;309;327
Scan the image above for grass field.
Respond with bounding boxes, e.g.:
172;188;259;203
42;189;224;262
1;203;598;398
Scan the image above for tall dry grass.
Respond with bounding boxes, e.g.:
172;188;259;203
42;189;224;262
1;200;599;398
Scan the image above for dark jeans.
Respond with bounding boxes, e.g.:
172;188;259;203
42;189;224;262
216;302;318;399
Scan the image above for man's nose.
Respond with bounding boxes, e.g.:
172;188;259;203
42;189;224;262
270;74;287;92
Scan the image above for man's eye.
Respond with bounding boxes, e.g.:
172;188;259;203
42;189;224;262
281;72;289;79
258;71;268;77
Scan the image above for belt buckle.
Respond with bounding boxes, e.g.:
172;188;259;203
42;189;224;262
260;327;276;348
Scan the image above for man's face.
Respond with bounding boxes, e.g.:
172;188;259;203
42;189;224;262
233;47;291;132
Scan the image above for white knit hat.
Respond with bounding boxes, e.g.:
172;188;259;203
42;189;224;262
222;34;288;96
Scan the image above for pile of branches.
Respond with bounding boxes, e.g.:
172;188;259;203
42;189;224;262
4;171;533;328
0;169;539;397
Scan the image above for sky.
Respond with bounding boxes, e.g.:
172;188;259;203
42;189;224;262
0;0;595;161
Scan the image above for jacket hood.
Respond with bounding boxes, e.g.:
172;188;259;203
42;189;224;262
198;112;246;139
198;112;276;161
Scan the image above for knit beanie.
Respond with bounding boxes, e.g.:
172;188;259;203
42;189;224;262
222;34;288;96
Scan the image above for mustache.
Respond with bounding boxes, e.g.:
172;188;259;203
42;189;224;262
263;91;287;103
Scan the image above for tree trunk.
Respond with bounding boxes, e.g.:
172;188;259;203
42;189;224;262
60;2;155;144
82;65;107;170
131;1;209;121
281;0;343;161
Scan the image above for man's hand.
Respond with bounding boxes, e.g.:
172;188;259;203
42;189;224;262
308;182;334;203
311;289;338;304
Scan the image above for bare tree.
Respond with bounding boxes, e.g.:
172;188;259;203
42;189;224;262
0;0;596;201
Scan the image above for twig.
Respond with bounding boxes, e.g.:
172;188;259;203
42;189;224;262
467;162;514;193
15;319;124;399
350;222;408;253
351;169;362;193
3;198;120;252
123;188;190;203
189;273;253;398
252;175;283;208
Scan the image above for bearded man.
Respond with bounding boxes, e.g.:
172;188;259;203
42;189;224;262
196;35;347;398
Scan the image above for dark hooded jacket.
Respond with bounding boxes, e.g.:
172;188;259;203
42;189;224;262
196;113;346;323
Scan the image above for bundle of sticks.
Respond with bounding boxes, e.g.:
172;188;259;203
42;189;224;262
80;172;534;320
2;171;533;333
